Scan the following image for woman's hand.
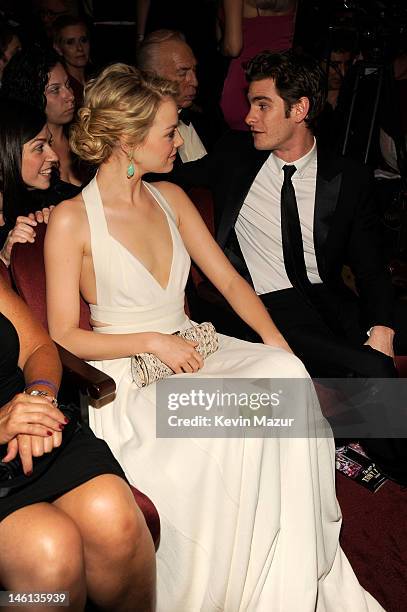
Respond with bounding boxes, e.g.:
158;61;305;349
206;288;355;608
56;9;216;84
148;333;204;374
33;206;54;224
0;208;55;266
29;427;63;458
2;430;63;475
0;392;66;445
262;333;293;354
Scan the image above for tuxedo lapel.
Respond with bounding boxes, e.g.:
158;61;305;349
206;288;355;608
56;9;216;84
314;148;343;278
217;147;269;247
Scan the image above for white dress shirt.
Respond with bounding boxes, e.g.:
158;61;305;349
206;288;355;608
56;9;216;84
235;139;322;294
177;119;207;163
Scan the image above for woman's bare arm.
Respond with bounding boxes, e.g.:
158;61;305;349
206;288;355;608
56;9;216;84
0;277;66;471
156;182;291;351
45;200;203;371
0;276;61;391
222;0;244;57
136;0;150;42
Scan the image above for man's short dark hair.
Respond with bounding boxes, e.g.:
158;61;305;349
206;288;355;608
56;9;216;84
245;50;327;129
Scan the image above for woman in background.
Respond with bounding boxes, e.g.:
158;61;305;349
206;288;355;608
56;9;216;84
0;97;56;263
52;15;91;107
220;0;297;130
2;45;82;193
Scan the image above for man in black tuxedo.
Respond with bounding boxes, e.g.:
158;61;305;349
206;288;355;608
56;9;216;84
136;29;226;166
176;50;407;478
179;50;404;376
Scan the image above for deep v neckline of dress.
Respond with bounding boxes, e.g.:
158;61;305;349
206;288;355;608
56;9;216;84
94;178;175;292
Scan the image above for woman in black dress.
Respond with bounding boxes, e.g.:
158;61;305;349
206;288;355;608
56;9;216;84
0;101;156;611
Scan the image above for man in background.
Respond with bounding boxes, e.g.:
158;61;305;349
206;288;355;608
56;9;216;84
137;29;226;164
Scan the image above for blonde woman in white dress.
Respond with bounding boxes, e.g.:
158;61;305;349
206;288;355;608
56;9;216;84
45;64;383;612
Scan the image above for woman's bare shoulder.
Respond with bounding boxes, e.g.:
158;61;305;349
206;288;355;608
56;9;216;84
149;181;187;204
49;193;86;226
148;180;184;192
148;181;190;220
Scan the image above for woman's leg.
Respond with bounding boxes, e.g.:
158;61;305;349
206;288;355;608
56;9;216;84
0;503;87;612
54;474;156;612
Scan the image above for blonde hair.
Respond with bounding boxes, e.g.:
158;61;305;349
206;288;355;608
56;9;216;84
70;63;178;165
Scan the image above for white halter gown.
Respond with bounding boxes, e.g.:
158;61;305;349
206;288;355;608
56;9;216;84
82;177;383;612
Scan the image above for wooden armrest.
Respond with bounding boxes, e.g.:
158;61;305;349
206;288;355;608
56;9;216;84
57;344;116;401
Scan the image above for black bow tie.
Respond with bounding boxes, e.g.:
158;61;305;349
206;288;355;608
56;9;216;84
179;108;192;125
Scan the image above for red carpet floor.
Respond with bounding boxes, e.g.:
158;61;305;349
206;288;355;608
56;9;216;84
338;473;407;611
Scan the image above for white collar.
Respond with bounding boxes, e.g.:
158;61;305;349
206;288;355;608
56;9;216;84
268;138;317;178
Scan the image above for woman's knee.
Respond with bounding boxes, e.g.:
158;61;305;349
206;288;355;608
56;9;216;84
77;476;150;560
0;505;85;589
36;520;85;587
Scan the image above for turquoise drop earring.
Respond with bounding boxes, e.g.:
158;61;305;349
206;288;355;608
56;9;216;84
127;152;135;179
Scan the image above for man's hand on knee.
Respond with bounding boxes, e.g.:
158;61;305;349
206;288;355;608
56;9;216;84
364;325;395;359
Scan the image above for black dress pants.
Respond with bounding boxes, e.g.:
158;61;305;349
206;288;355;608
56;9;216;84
260;285;404;379
260;285;407;483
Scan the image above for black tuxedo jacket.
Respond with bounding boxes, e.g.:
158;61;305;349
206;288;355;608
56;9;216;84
144;106;228;183
170;108;219;174
175;130;394;328
179;106;227;156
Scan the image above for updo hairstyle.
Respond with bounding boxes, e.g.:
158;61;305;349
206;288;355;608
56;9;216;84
70;63;178;165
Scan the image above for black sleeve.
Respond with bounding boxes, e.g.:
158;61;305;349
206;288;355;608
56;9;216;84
170;129;250;190
347;168;394;328
172;154;214;190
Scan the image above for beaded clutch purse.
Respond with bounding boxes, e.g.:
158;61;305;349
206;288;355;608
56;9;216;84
131;322;219;388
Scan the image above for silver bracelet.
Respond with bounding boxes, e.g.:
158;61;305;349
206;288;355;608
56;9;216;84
25;389;58;407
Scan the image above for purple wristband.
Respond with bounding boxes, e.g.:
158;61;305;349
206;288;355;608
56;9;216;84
25;379;58;396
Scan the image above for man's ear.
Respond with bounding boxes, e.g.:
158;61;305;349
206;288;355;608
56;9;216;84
291;96;310;124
